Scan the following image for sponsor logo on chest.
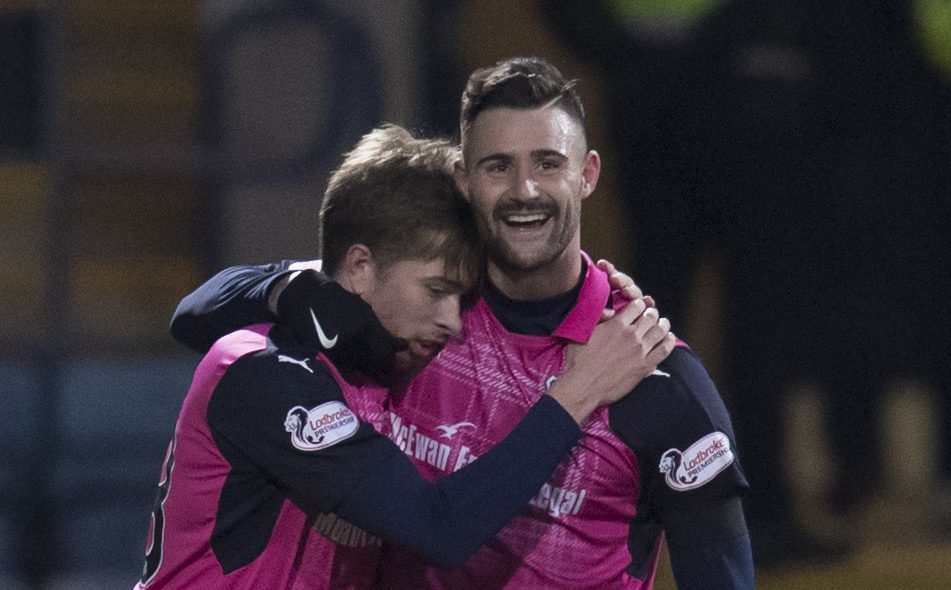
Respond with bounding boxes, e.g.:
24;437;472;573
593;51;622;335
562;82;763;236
388;413;481;472
387;413;590;518
527;482;587;518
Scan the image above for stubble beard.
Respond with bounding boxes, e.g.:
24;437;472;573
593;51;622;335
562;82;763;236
483;210;579;277
476;187;584;279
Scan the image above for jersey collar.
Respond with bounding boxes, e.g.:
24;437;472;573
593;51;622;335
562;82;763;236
551;251;610;344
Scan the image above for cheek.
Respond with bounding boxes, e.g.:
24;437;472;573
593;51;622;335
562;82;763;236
368;285;411;333
407;300;437;326
467;181;501;209
556;181;584;213
563;198;583;234
568;191;584;215
465;197;497;230
371;303;399;334
390;291;436;331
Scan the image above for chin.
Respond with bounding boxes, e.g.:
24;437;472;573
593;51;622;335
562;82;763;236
392;355;426;382
492;241;561;271
498;252;554;273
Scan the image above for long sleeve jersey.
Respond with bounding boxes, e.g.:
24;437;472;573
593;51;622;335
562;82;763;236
169;253;755;589
135;323;582;589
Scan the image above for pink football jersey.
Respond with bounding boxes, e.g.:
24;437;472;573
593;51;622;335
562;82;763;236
375;255;658;589
135;326;387;590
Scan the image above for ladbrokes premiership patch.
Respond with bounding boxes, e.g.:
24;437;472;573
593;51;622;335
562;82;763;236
659;431;734;491
284;401;358;452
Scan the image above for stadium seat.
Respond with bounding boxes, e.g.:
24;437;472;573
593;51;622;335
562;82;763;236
48;357;196;585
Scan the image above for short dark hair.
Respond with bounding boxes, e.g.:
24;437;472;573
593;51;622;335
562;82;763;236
320;124;482;291
460;56;587;143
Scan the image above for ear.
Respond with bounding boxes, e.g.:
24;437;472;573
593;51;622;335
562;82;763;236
453;160;471;202
580;150;601;200
338;243;375;295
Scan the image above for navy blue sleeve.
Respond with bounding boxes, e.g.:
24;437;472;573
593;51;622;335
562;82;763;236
609;346;753;587
335;395;580;567
610;346;748;507
210;347;582;567
669;529;755;590
664;496;755;589
170;261;299;352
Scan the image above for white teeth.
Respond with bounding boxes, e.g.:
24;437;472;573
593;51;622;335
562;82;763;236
504;213;547;224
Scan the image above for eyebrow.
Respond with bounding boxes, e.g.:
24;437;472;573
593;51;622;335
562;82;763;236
473;153;513;169
473;149;568;169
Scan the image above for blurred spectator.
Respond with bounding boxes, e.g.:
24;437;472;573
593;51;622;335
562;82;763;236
695;0;950;560
904;0;951;529
682;0;857;566
820;0;949;512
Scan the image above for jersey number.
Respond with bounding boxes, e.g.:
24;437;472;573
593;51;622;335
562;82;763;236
141;438;175;585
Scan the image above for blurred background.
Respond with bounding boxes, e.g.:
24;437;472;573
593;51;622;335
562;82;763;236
0;0;948;588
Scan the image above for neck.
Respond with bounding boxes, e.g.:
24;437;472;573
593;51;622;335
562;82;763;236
331;270;358;295
487;246;583;300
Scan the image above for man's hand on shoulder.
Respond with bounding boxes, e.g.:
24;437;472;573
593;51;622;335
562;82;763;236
550;298;675;423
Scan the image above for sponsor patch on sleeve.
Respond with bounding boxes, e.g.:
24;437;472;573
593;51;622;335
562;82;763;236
284;401;359;452
659;431;734;492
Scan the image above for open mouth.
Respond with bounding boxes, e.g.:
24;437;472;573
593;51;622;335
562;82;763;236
501;212;551;229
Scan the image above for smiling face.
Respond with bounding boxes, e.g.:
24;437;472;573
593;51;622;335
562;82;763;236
359;256;471;380
458;105;600;298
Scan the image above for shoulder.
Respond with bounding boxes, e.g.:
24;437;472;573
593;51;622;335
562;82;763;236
206;340;361;455
610;347;748;505
608;346;733;452
657;345;722;408
212;335;347;415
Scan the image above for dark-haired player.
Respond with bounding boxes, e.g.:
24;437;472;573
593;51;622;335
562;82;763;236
136;124;672;589
171;58;752;589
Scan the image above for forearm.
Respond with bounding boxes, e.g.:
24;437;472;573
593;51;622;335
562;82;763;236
170;262;296;352
546;374;602;423
665;497;755;589
669;532;754;590
334;396;580;566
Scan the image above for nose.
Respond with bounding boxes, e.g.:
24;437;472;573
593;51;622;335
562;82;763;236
436;296;463;336
513;164;539;200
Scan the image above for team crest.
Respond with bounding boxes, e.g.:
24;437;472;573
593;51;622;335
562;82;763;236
659;432;734;491
284;401;358;452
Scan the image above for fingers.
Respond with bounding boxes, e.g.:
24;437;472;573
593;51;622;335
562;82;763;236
597;258;643;300
613;297;648;325
631;309;673;359
596;258;616;275
603;298;673;358
645;332;677;366
644;315;670;340
630;306;661;336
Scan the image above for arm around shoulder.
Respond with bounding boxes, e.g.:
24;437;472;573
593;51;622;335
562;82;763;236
169;260;304;352
332;395;581;566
